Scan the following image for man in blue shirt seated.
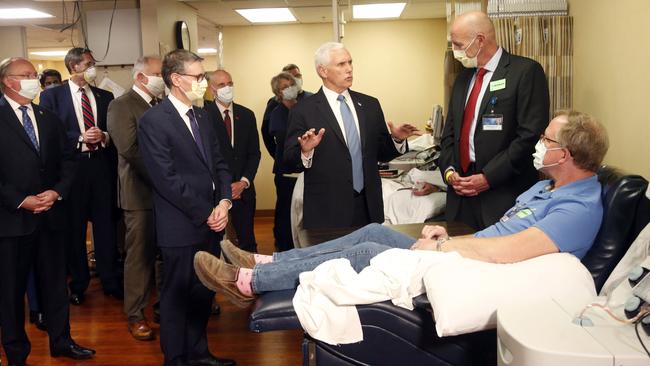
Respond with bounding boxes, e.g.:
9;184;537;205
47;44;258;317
193;110;610;306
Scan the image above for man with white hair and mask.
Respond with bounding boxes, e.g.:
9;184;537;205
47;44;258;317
283;42;421;230
107;55;164;341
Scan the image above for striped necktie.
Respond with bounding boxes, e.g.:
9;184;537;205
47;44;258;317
80;87;97;150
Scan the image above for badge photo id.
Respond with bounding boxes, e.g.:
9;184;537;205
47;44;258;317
482;114;503;131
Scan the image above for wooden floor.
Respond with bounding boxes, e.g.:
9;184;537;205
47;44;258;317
8;216;304;366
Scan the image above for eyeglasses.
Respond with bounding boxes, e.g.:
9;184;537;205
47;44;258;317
180;73;206;83
8;74;38;79
540;134;560;146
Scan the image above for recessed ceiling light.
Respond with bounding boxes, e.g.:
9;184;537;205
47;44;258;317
30;50;68;57
353;3;406;19
197;48;217;55
235;8;296;23
0;8;54;20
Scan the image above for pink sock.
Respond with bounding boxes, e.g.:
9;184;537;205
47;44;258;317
236;268;254;296
254;254;273;264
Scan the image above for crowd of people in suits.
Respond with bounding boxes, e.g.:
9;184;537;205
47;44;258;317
0;9;579;366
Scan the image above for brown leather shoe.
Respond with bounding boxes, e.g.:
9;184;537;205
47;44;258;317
128;320;154;341
194;251;256;308
220;240;256;269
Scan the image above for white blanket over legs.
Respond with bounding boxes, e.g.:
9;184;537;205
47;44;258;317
292;248;460;345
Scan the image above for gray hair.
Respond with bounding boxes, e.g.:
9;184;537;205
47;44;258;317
64;47;93;73
554;110;609;173
0;57;27;92
282;63;299;72
314;42;345;72
161;49;203;88
270;72;295;96
132;55;161;79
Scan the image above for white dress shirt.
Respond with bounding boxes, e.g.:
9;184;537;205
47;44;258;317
167;94;232;208
68;79;109;151
465;47;503;162
5;95;39;145
214;100;250;188
302;85;405;168
132;84;153;105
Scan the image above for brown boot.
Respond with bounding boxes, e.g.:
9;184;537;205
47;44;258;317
220;240;257;269
194;251;256;308
128;319;154;341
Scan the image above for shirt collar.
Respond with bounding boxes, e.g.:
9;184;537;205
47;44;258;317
533;175;599;199
132;85;153;104
4;94;31;111
483;47;503;73
68;79;89;93
215;100;233;116
167;93;192;118
322;84;351;104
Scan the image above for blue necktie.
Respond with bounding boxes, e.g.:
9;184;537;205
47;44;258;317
337;95;363;192
19;105;39;151
186;109;208;162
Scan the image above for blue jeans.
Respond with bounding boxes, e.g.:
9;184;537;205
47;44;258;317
251;223;416;293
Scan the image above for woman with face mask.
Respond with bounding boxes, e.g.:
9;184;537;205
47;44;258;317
268;72;302;252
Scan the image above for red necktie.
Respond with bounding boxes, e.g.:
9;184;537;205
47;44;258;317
224;109;232;143
459;68;487;173
80;87;97;151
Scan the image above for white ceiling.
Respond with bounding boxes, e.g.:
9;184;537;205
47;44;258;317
186;0;446;27
0;0;445;58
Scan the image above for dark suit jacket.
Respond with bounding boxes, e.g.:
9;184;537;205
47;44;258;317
138;97;232;248
0;96;76;237
204;101;261;202
284;88;402;229
39;81;114;150
439;50;550;226
106;89;153;210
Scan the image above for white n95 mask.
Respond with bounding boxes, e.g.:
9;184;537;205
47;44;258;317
216;85;234;104
532;140;563;170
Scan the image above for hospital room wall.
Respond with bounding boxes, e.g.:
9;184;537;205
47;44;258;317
202;19;448;210
571;0;650;180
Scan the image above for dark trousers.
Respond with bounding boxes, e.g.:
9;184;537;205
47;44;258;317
274;175;296;252
66;153;120;294
447;163;486;231
123;209;157;321
159;241;219;366
0;228;72;364
230;193;257;253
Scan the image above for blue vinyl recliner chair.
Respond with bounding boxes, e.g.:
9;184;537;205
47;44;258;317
249;167;650;365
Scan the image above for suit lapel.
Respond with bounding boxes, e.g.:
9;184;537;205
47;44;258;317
163;100;210;170
33;104;48;160
349;91;367;150
453;70;474;138
62;83;81;134
315;89;347;148
212;102;234;152
194;108;214;170
476;51;511;121
0;97;40;156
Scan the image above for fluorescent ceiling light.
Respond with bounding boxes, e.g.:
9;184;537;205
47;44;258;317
0;8;54;19
353;3;406;19
197;48;217;55
235;8;296;23
30;50;68;57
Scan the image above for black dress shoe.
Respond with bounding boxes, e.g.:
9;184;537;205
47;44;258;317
187;354;236;366
29;311;47;331
69;293;85;305
51;342;96;360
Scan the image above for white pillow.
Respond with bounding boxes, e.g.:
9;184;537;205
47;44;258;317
424;253;596;337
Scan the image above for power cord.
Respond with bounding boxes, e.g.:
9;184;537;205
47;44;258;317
635;312;650;358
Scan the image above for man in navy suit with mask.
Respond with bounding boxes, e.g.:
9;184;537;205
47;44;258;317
138;50;235;366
